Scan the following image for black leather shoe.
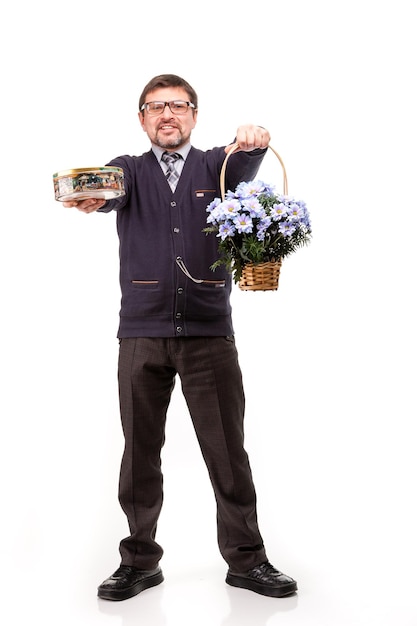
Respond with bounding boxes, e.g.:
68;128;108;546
97;565;164;601
226;561;297;597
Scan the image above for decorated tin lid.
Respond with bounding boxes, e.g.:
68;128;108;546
53;166;123;178
53;166;125;202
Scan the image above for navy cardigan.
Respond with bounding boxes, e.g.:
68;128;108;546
99;145;266;338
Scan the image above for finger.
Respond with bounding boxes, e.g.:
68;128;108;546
257;129;270;148
75;198;105;212
225;143;241;154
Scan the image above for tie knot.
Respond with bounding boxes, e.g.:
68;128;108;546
162;151;181;164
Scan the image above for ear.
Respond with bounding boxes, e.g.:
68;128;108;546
138;111;146;131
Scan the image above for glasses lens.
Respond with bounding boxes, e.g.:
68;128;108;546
169;101;189;114
145;101;192;116
147;102;166;115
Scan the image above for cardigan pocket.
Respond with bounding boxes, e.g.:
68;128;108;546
194;188;216;199
121;280;169;316
186;281;231;317
131;280;159;287
200;279;226;287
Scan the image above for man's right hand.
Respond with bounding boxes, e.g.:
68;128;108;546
63;198;107;213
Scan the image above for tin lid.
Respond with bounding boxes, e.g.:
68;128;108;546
53;166;124;178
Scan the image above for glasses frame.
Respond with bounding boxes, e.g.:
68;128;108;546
140;100;196;116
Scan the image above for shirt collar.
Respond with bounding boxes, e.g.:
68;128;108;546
152;143;191;162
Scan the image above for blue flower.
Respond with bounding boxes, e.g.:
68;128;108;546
206;197;221;213
279;222;297;237
270;202;288;221
235;180;266;198
262;182;277;195
206;198;222;224
242;197;265;218
287;202;304;222
233;213;253;234
218;221;236;240
256;216;272;241
219;199;241;218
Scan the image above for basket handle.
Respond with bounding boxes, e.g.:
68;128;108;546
220;143;288;201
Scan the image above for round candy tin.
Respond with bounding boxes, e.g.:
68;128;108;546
53;166;125;201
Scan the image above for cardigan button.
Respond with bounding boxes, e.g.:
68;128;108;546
177;287;183;294
171;201;177;207
176;326;183;333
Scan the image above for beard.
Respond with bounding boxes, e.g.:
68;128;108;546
157;137;182;149
154;127;190;149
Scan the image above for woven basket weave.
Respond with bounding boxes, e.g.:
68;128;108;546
239;259;282;291
220;144;288;291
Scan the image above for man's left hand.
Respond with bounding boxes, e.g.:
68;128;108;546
235;125;270;151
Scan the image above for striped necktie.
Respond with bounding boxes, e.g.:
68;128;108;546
161;151;181;191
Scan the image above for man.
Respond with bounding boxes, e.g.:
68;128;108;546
64;74;297;600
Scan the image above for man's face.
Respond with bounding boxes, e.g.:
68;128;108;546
138;87;198;150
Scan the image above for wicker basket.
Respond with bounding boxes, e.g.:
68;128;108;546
239;259;282;291
220;143;288;292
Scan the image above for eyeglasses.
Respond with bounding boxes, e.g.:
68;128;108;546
140;100;196;116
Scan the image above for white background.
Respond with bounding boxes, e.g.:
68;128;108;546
1;1;416;625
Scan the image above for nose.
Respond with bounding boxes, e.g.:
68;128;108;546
161;103;173;116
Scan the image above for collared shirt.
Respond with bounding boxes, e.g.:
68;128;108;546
152;143;192;178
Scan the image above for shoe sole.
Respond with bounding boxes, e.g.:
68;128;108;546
226;572;297;598
98;570;164;601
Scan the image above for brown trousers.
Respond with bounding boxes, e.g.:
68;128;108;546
117;336;267;572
